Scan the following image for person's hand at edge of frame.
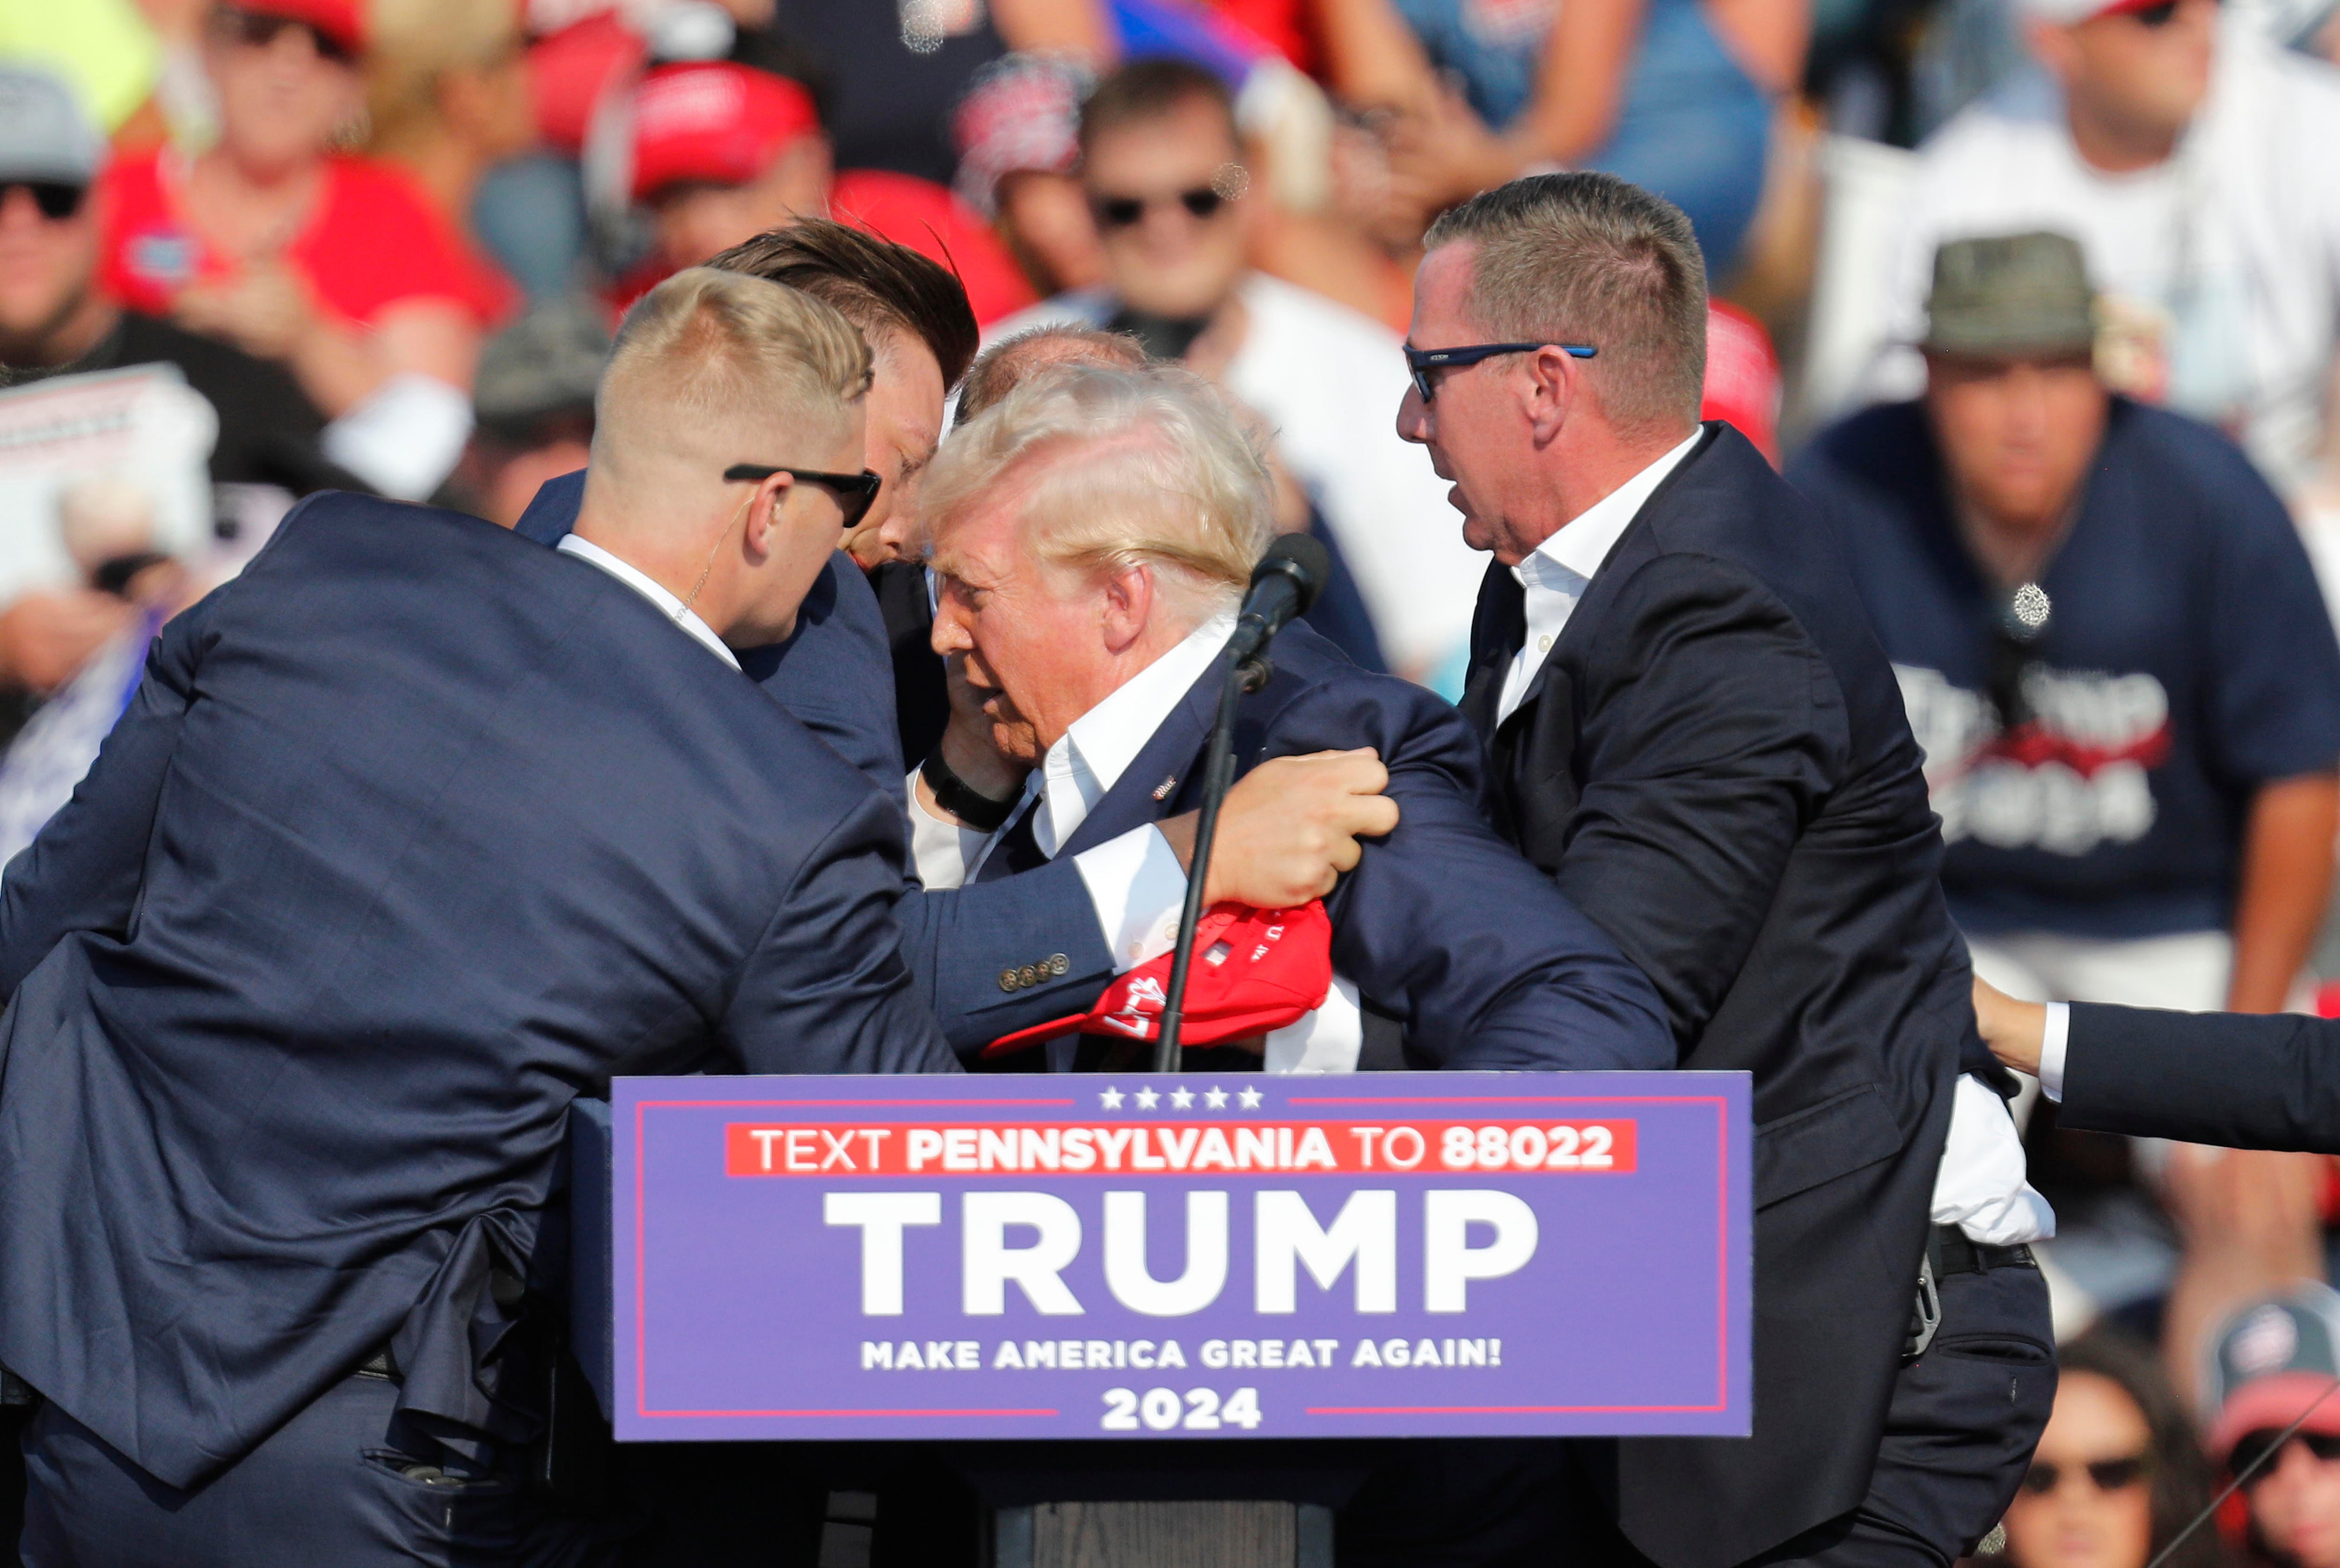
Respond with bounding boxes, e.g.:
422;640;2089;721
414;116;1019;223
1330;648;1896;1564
1158;748;1400;909
1974;976;2046;1076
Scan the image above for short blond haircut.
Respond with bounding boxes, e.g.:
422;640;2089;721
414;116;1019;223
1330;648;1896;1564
593;268;872;474
923;365;1273;618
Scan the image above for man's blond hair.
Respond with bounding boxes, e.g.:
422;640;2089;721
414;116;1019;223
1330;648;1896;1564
924;365;1273;620
593;268;872;477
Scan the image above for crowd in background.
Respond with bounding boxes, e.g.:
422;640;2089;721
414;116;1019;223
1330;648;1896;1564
7;0;2340;1559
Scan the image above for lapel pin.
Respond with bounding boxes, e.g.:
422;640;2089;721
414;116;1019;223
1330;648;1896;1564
1152;775;1177;801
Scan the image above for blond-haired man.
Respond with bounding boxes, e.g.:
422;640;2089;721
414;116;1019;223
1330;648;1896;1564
914;362;1667;1074
0;267;959;1566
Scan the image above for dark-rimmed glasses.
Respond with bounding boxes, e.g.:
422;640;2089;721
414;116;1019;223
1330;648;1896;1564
1406;341;1597;402
723;463;884;532
2230;1429;2340;1488
2;182;86;221
211;7;357;64
2018;1454;2152;1496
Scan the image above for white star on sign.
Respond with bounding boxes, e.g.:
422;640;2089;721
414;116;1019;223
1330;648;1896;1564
1134;1087;1160;1109
1239;1086;1265;1109
1204;1086;1228;1109
1099;1087;1124;1109
1170;1087;1194;1109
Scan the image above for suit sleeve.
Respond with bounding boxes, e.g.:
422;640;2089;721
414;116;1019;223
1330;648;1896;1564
1271;680;1674;1071
0;590;220;1000
1558;554;1850;1048
2056;1001;2340;1153
722;790;964;1075
891;864;1122;1060
739;554;908;801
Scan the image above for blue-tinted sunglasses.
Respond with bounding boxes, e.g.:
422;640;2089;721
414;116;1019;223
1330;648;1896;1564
1406;341;1597;402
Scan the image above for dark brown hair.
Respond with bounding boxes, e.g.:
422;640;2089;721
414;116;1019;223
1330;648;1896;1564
707;219;980;390
1076;58;1237;160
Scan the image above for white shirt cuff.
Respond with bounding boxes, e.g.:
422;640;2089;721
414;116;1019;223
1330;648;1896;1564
2039;1002;2071;1102
1070;824;1188;974
905;768;987;891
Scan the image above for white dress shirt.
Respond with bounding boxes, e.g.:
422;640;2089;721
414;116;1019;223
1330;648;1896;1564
556;534;739;670
907;610;1364;1072
1493;433;2051;1245
1497;432;1701;723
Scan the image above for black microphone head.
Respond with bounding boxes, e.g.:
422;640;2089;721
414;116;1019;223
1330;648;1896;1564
1254;532;1331;617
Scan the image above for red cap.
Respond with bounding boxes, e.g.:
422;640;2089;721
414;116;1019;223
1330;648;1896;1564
237;0;366;55
629;62;820;203
528;12;645;157
828;168;1038;326
1700;301;1782;465
984;902;1334;1061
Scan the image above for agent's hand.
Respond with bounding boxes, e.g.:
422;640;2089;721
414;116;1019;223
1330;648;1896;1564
1972;977;2046;1076
1160;749;1400;907
0;589;134;693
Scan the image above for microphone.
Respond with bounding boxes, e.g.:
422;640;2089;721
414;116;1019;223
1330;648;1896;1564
1224;534;1330;667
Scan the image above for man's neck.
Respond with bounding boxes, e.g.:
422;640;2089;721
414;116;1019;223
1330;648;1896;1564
1514;425;1696;562
0;288;119;371
2065;96;2183;175
572;502;734;630
1952;494;2074;589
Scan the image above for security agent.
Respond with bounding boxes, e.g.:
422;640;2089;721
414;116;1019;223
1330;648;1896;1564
0;270;960;1565
1382;171;2055;1568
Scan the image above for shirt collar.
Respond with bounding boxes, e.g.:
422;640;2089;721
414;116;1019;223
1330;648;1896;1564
1515;429;1702;594
1029;609;1237;858
557;533;741;671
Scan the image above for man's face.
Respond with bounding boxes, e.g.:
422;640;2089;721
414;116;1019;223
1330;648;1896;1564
1398;242;1550;566
205;10;362;177
1082;99;1250;321
1923;350;2107;533
0;181;97;355
848;328;946;569
2249;1432;2340;1568
928;474;1119;761
651;137;831;273
2036;0;2216;153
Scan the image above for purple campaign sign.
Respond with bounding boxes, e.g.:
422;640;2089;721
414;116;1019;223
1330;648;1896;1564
610;1071;1749;1443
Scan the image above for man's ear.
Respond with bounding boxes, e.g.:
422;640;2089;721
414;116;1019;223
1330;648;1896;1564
1523;345;1578;447
1098;562;1154;654
2024;18;2078;79
740;473;793;560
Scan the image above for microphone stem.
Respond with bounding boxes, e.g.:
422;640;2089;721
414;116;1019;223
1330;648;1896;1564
1153;647;1253;1072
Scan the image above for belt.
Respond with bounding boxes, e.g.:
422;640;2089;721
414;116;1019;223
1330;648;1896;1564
1929;1224;2037;1278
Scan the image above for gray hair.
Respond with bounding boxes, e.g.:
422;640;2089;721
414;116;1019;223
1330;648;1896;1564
954;324;1149;427
1424;172;1707;437
923;363;1274;620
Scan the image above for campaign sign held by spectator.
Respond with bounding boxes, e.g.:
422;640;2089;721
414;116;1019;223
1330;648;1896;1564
604;1072;1750;1442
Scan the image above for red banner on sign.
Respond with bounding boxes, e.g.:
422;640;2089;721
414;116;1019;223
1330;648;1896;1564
723;1119;1637;1178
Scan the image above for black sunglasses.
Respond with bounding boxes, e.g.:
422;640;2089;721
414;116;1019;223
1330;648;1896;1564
2230;1429;2340;1486
212;7;357;64
1092;188;1228;229
1405;341;1597;402
723;463;884;532
3;182;86;221
2019;1454;2152;1495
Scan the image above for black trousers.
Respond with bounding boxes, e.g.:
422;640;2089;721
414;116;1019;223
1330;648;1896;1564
1337;1257;2056;1568
19;1374;612;1568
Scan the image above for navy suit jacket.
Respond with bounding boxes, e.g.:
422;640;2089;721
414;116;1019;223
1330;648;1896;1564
516;471;1128;1054
0;493;960;1489
1464;425;1973;1568
2056;1003;2340;1152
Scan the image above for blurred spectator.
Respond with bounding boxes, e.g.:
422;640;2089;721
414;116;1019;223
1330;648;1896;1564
951;52;1110;298
615;57;1037;323
1796;235;2340;1055
0;0;166;139
94;0;511;499
2203;1285;2340;1568
996;58;1478;681
0;65;343;496
442;299;606;528
1989;1327;2230;1568
1365;0;1803;275
363;0;547;298
1877;0;2340;497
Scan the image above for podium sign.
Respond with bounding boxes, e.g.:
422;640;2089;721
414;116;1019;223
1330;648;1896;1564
606;1071;1749;1443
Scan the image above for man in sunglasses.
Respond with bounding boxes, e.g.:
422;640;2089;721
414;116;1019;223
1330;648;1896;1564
991;58;1483;685
1877;0;2340;499
1799;233;2340;1105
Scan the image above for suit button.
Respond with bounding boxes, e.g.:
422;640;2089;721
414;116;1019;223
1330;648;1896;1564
999;969;1020;992
1018;965;1039;988
1048;954;1068;976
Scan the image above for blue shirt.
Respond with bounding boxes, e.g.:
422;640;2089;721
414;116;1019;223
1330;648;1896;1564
1793;397;2340;939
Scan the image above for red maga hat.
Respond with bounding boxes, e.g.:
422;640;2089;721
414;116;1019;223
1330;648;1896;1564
983;901;1334;1060
234;0;367;56
629;61;821;203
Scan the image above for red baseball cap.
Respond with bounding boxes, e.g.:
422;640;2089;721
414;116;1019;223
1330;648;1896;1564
235;0;367;56
983;901;1334;1060
629;61;821;203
